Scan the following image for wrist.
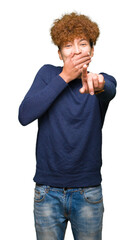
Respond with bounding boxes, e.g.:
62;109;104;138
59;72;70;83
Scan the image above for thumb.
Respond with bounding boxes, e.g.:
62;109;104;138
79;86;86;94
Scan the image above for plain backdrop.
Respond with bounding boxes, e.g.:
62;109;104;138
1;0;135;239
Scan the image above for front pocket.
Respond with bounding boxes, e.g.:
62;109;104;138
83;186;103;204
34;188;46;203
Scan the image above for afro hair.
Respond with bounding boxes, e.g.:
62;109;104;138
50;12;100;48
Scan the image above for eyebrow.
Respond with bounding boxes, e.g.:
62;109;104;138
79;39;87;42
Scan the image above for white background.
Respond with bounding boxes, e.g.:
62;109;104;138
1;0;135;239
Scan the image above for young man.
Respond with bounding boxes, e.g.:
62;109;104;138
18;12;117;240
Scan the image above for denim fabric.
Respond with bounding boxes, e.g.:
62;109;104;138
33;184;104;240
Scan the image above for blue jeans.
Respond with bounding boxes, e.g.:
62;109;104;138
34;184;104;240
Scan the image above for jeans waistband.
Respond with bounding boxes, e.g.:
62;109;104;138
36;183;101;189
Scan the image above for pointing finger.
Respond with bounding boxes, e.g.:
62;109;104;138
82;64;87;81
80;64;87;93
88;75;94;95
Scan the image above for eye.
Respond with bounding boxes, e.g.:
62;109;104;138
80;43;87;46
65;44;72;48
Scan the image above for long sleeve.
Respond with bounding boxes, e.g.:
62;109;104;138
96;72;117;127
96;72;117;102
18;65;68;126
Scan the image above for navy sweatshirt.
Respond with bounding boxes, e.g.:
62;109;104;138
18;64;117;187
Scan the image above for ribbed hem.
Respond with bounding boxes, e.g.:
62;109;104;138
33;170;102;188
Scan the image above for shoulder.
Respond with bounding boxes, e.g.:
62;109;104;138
38;64;62;75
36;64;63;84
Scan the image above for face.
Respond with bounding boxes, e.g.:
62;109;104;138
58;37;94;63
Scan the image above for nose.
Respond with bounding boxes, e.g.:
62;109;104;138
73;44;82;54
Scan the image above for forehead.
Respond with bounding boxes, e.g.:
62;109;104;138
67;37;89;43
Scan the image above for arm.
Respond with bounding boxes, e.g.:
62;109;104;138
95;72;117;102
93;72;117;126
18;65;68;126
80;66;117;102
79;67;117;126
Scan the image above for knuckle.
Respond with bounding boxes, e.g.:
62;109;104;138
93;74;98;79
94;79;98;85
75;65;79;70
72;61;75;67
99;74;104;82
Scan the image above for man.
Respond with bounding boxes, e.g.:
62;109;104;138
18;12;117;240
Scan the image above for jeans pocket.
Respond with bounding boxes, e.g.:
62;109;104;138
34;186;47;203
83;186;103;204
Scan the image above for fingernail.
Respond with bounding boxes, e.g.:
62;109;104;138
88;52;90;55
83;64;87;67
90;92;94;95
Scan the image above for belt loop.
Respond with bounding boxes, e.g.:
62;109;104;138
80;188;84;194
46;185;50;193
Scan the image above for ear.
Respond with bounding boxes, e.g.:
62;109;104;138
58;49;63;60
90;47;94;57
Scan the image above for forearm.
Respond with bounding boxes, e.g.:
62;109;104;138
95;73;117;102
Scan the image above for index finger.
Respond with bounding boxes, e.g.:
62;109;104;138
82;64;87;81
88;74;94;95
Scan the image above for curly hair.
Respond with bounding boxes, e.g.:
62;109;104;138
50;12;100;48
